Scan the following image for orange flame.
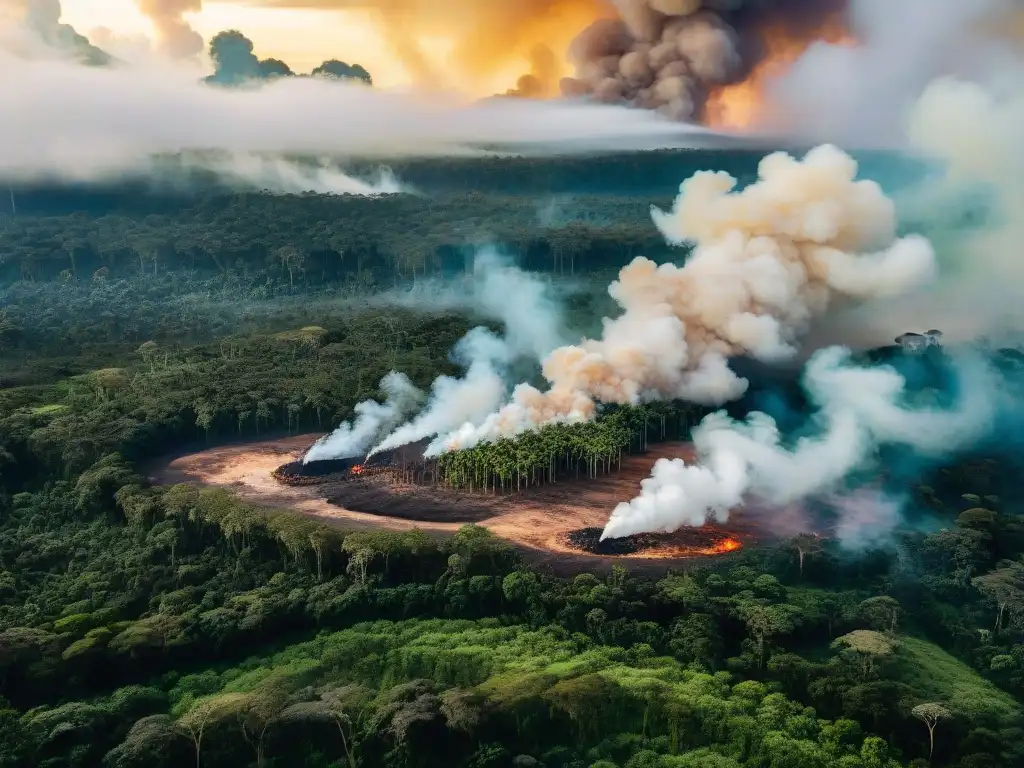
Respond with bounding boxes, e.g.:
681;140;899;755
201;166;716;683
632;535;744;559
705;19;856;130
350;464;364;475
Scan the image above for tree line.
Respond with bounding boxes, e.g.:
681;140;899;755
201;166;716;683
433;403;708;492
0;191;672;288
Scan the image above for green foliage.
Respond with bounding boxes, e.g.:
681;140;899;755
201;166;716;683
436;402;705;491
1;179;1024;768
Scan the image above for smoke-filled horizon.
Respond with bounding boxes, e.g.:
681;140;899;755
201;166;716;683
0;45;737;186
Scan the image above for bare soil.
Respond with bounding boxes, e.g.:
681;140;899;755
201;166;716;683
150;433;767;571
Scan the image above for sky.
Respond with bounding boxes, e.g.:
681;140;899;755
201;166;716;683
58;0;415;85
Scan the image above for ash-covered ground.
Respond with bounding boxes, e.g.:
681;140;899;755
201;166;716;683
563;527;743;557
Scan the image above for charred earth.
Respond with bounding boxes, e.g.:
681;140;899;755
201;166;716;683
562;527;743;558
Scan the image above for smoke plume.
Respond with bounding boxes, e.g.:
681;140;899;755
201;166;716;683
0;50;724;185
180;153;405;194
557;0;851;125
368;327;513;456
308;250;566;462
796;54;1024;350
768;0;1022;147
304;371;424;462
1;0;112;64
433;144;936;455
135;0;204;59
601;346;997;539
602;40;1024;541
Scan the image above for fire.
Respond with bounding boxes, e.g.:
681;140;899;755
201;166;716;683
704;19;856;130
350;464;364;476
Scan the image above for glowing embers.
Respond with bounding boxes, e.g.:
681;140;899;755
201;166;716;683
561;526;743;558
272;454;393;486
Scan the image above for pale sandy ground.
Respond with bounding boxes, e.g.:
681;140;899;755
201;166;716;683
151;434;756;568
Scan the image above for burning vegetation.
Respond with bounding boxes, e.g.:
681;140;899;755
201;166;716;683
562;526;742;558
278;402;705;492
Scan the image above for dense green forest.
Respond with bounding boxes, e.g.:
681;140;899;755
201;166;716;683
2;166;1024;768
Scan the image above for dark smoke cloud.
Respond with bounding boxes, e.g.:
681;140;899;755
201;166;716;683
560;0;849;123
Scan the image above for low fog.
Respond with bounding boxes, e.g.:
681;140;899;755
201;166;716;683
0;50;735;186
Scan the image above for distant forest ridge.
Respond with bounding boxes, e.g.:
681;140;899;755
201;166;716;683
2;147;931;217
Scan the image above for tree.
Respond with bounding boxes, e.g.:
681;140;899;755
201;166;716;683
311;59;372;84
137;341;159;372
859;597;901;634
911;703;953;764
790;533;824;577
103;714;181;767
737;602;798;668
832;630;900;682
175;693;246;768
440;687;486;734
235;680;293;767
279;684;370;768
972;561;1024;632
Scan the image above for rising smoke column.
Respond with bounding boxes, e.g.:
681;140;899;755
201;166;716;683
135;0;204;59
600;346;998;539
304;371;424;463
368;327;513;456
368;250;568;456
559;0;850;124
308;250;566;462
433;144;936;456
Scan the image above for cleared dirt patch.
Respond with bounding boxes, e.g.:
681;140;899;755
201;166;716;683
151;434;767;571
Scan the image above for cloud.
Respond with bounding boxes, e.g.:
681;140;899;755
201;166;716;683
0;51;734;185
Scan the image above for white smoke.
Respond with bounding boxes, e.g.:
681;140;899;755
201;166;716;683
303;371;424;463
369;327;512;456
467;248;566;362
0;49;737;185
308;249;567;462
181;153;407;195
430;144;936;456
134;0;204;60
769;0;1021;147
830;489;905;550
601;346;998;539
795;63;1024;350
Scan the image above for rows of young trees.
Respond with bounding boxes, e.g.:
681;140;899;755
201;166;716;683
433;403;708;492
